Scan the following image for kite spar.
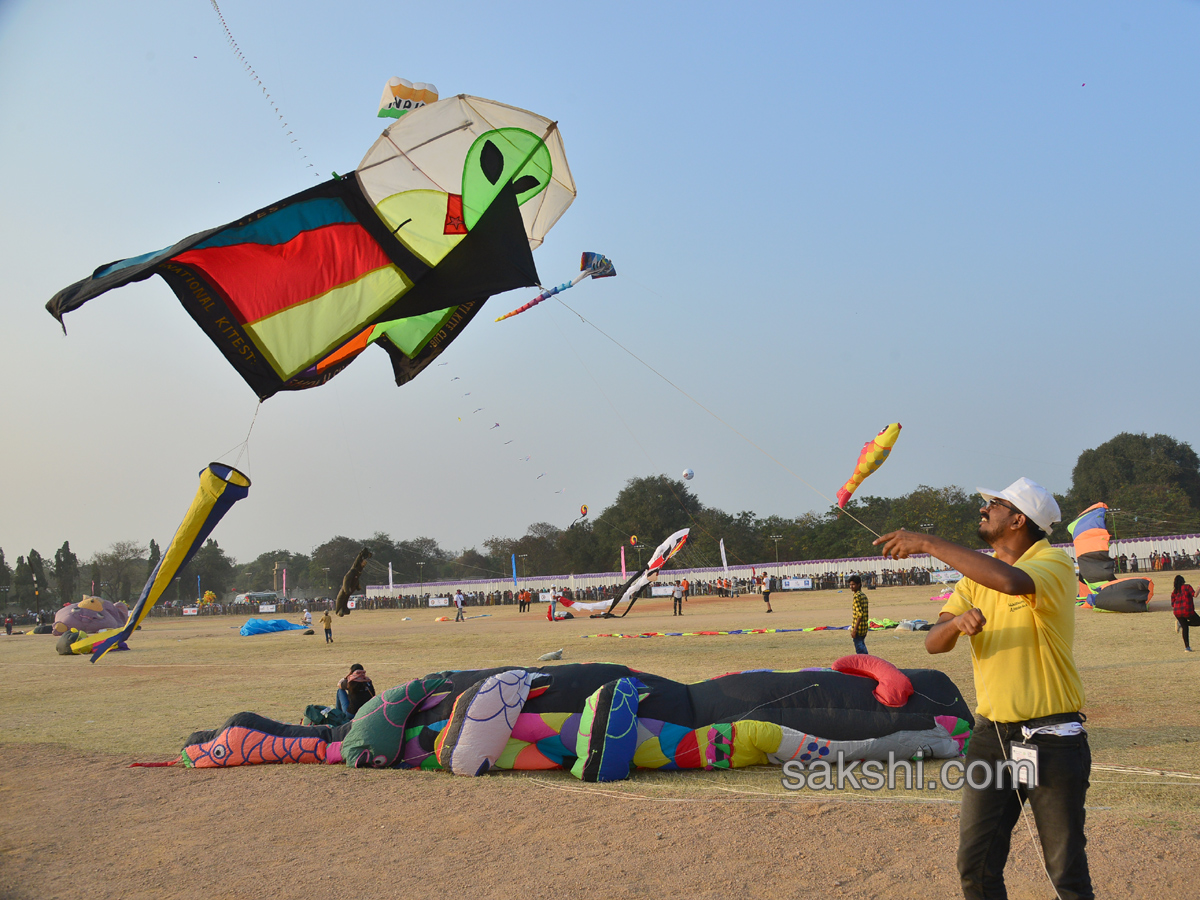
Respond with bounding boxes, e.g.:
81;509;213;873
494;252;615;322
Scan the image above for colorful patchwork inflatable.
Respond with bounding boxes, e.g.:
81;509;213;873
176;658;973;782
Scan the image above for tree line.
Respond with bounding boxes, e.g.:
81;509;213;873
4;432;1198;609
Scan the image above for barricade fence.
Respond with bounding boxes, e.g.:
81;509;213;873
13;533;1198;622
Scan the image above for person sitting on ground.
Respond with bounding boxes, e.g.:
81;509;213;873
336;663;376;717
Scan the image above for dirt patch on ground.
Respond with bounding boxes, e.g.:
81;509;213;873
2;581;1197;898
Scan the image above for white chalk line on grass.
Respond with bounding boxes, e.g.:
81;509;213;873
528;778;961;806
1091;764;1200;780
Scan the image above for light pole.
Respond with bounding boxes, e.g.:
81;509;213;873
633;543;644;569
417;561;425;599
518;554;528;585
322;567;330;590
770;534;783;564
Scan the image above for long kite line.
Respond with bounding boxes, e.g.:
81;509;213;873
207;1;319;177
554;297;882;539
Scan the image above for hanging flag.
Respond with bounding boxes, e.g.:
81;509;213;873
720;539;729;574
511;554;518;590
621;545;627;579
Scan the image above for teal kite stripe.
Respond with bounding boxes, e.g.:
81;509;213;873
192;197;358;250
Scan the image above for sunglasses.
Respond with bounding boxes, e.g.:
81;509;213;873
984;498;1022;515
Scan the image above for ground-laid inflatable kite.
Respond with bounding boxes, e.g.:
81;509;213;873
239;618;308;636
53;597;129;636
171;656;972;781
1067;502;1153;612
837;423;902;508
47;96;576;400
66;464;250;661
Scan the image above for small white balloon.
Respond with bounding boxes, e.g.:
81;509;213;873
682;468;694;480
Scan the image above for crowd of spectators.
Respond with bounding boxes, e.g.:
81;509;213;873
1117;550;1200;573
10;551;1200;623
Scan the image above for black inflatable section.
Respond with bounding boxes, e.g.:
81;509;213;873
1093;578;1151;613
183;712;348;749
394;663;972;763
1077;551;1116;586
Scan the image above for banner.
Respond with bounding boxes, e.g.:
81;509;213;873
539;592;553;603
347;600;358;610
429;596;450;607
650;585;674;597
620;545;626;579
258;603;276;613
720;539;729;573
781;578;812;590
512;553;518;589
930;570;963;584
182;607;199;616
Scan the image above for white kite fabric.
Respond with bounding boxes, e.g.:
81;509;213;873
356;95;576;251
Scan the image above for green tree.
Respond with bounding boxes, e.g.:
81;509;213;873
146;539;161;581
54;541;80;606
0;548;11;610
11;557;34;607
1067;433;1200;512
91;541;147;605
177;539;236;598
27;550;50;607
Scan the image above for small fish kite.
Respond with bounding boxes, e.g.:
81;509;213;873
491;422;500;429
494;252;616;322
580;504;588;517
836;422;902;508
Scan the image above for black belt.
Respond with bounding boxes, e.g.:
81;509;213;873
978;711;1085;732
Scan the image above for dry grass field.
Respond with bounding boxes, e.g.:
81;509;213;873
2;574;1197;899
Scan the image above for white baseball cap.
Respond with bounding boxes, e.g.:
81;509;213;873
977;477;1061;535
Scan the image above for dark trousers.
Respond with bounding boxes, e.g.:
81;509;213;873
673;597;682;615
852;636;867;655
324;628;332;643
1177;612;1200;648
958;716;1093;900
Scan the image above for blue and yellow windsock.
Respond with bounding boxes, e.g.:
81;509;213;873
79;464;250;662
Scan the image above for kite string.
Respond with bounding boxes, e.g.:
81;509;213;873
545;307;738;569
214;401;260;476
207;1;318;176
554;297;882;540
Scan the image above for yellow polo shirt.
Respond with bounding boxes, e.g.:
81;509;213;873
941;540;1084;722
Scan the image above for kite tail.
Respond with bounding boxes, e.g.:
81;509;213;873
836;486;852;509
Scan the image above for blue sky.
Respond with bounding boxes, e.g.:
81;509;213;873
2;1;1198;564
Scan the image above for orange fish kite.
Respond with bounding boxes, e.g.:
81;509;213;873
836;423;902;508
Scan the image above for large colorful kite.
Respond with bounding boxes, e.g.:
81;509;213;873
47;96;576;400
837;423;902;508
173;656;972;781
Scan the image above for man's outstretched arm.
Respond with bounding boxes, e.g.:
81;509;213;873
873;531;1034;595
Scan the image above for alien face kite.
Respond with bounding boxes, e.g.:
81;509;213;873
47;96;576;400
837;423;902;508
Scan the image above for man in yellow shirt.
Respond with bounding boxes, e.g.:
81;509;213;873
875;477;1092;900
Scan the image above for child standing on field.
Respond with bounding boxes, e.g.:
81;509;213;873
320;610;333;643
849;575;868;654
